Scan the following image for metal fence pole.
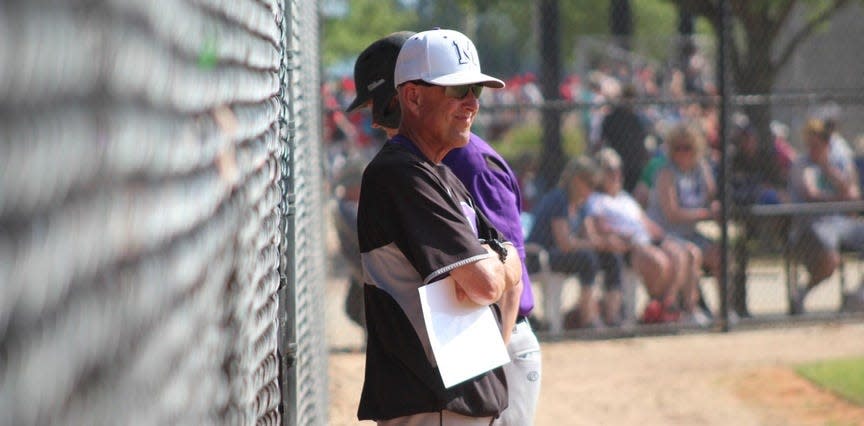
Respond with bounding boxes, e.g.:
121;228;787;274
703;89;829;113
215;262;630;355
718;0;732;331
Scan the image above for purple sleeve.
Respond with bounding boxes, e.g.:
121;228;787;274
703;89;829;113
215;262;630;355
443;134;535;315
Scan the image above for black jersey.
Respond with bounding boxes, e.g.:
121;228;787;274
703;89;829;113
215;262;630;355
356;135;508;421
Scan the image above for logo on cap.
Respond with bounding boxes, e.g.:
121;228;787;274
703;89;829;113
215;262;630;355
453;40;474;65
367;78;385;92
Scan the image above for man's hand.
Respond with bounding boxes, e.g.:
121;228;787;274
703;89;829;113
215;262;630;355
450;242;520;306
498;279;522;344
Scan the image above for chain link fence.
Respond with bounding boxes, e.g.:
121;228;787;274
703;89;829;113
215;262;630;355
0;1;326;425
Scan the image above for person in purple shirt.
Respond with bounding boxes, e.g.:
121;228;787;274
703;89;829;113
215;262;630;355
346;31;541;425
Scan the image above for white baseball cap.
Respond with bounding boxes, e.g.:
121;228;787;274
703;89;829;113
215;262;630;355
394;28;505;89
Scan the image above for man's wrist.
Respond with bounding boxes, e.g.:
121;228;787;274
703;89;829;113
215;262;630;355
479;238;508;263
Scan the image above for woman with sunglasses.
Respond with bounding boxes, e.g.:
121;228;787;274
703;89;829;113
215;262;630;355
646;123;721;320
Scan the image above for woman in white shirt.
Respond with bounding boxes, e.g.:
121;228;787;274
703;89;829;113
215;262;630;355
585;148;708;325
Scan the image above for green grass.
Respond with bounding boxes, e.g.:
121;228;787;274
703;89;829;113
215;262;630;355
796;356;864;406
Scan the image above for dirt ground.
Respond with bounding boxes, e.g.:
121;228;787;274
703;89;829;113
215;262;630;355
327;270;864;426
324;214;864;426
329;319;864;426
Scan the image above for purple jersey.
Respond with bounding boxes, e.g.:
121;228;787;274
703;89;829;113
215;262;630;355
443;133;535;316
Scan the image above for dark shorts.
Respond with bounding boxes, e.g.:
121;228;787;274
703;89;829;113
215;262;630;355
547;249;623;291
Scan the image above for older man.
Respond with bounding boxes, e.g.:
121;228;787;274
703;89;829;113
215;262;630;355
356;29;522;425
345;30;542;425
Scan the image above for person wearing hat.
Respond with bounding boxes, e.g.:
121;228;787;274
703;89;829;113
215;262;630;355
345;31;415;135
354;29;522;425
347;30;541;425
336;31;417;334
788;118;864;314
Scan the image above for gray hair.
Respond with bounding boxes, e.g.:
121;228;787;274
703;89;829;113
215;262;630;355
595;147;621;171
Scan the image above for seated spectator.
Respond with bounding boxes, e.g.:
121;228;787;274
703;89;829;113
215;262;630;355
585;149;706;325
526;156;624;328
632;144;668;209
855;135;864;193
729;123;787;205
646;123;723;312
770;120;797;178
788;118;864;314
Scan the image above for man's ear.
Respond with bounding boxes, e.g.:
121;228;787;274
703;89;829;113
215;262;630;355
399;85;422;116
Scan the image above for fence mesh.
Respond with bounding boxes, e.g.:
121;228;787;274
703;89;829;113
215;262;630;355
278;1;329;426
0;1;326;425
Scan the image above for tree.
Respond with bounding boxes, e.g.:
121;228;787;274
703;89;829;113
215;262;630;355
665;0;854;146
320;0;418;69
321;0;678;78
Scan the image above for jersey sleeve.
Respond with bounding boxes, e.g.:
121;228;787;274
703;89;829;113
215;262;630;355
370;160;490;283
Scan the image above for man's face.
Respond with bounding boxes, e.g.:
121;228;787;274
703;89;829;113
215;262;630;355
411;82;481;149
572;173;596;199
806;133;830;164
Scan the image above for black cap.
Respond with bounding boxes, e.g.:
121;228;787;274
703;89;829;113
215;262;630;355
345;31;415;129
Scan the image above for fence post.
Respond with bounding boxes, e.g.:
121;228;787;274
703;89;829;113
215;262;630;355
718;0;732;331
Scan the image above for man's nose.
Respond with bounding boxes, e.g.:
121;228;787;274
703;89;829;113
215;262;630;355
461;91;480;110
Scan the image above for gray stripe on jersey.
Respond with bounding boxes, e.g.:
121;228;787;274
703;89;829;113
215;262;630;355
361;242;492;366
362;242;437;365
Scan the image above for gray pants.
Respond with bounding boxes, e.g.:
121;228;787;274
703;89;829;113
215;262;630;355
493;317;542;425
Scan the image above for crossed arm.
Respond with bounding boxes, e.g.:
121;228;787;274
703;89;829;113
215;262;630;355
450;242;522;342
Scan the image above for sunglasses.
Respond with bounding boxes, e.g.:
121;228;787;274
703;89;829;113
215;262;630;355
408;80;483;99
671;145;694;153
445;84;484;99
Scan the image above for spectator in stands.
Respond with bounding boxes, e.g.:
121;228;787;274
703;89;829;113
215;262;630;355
584;72;611;149
855;135;864;193
728;118;794;317
585;148;706;325
596;84;651;194
513;152;541;212
770;120;798;179
322;80;361;176
729;122;787;206
815;102;855;167
788;118;864;314
632;136;669;209
526;156;624;328
646;123;722;313
332;160;367;330
697;101;721;165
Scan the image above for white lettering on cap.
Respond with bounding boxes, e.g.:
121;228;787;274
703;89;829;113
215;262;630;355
452;40;474;66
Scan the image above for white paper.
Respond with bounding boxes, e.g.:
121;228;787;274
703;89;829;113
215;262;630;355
418;276;510;388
